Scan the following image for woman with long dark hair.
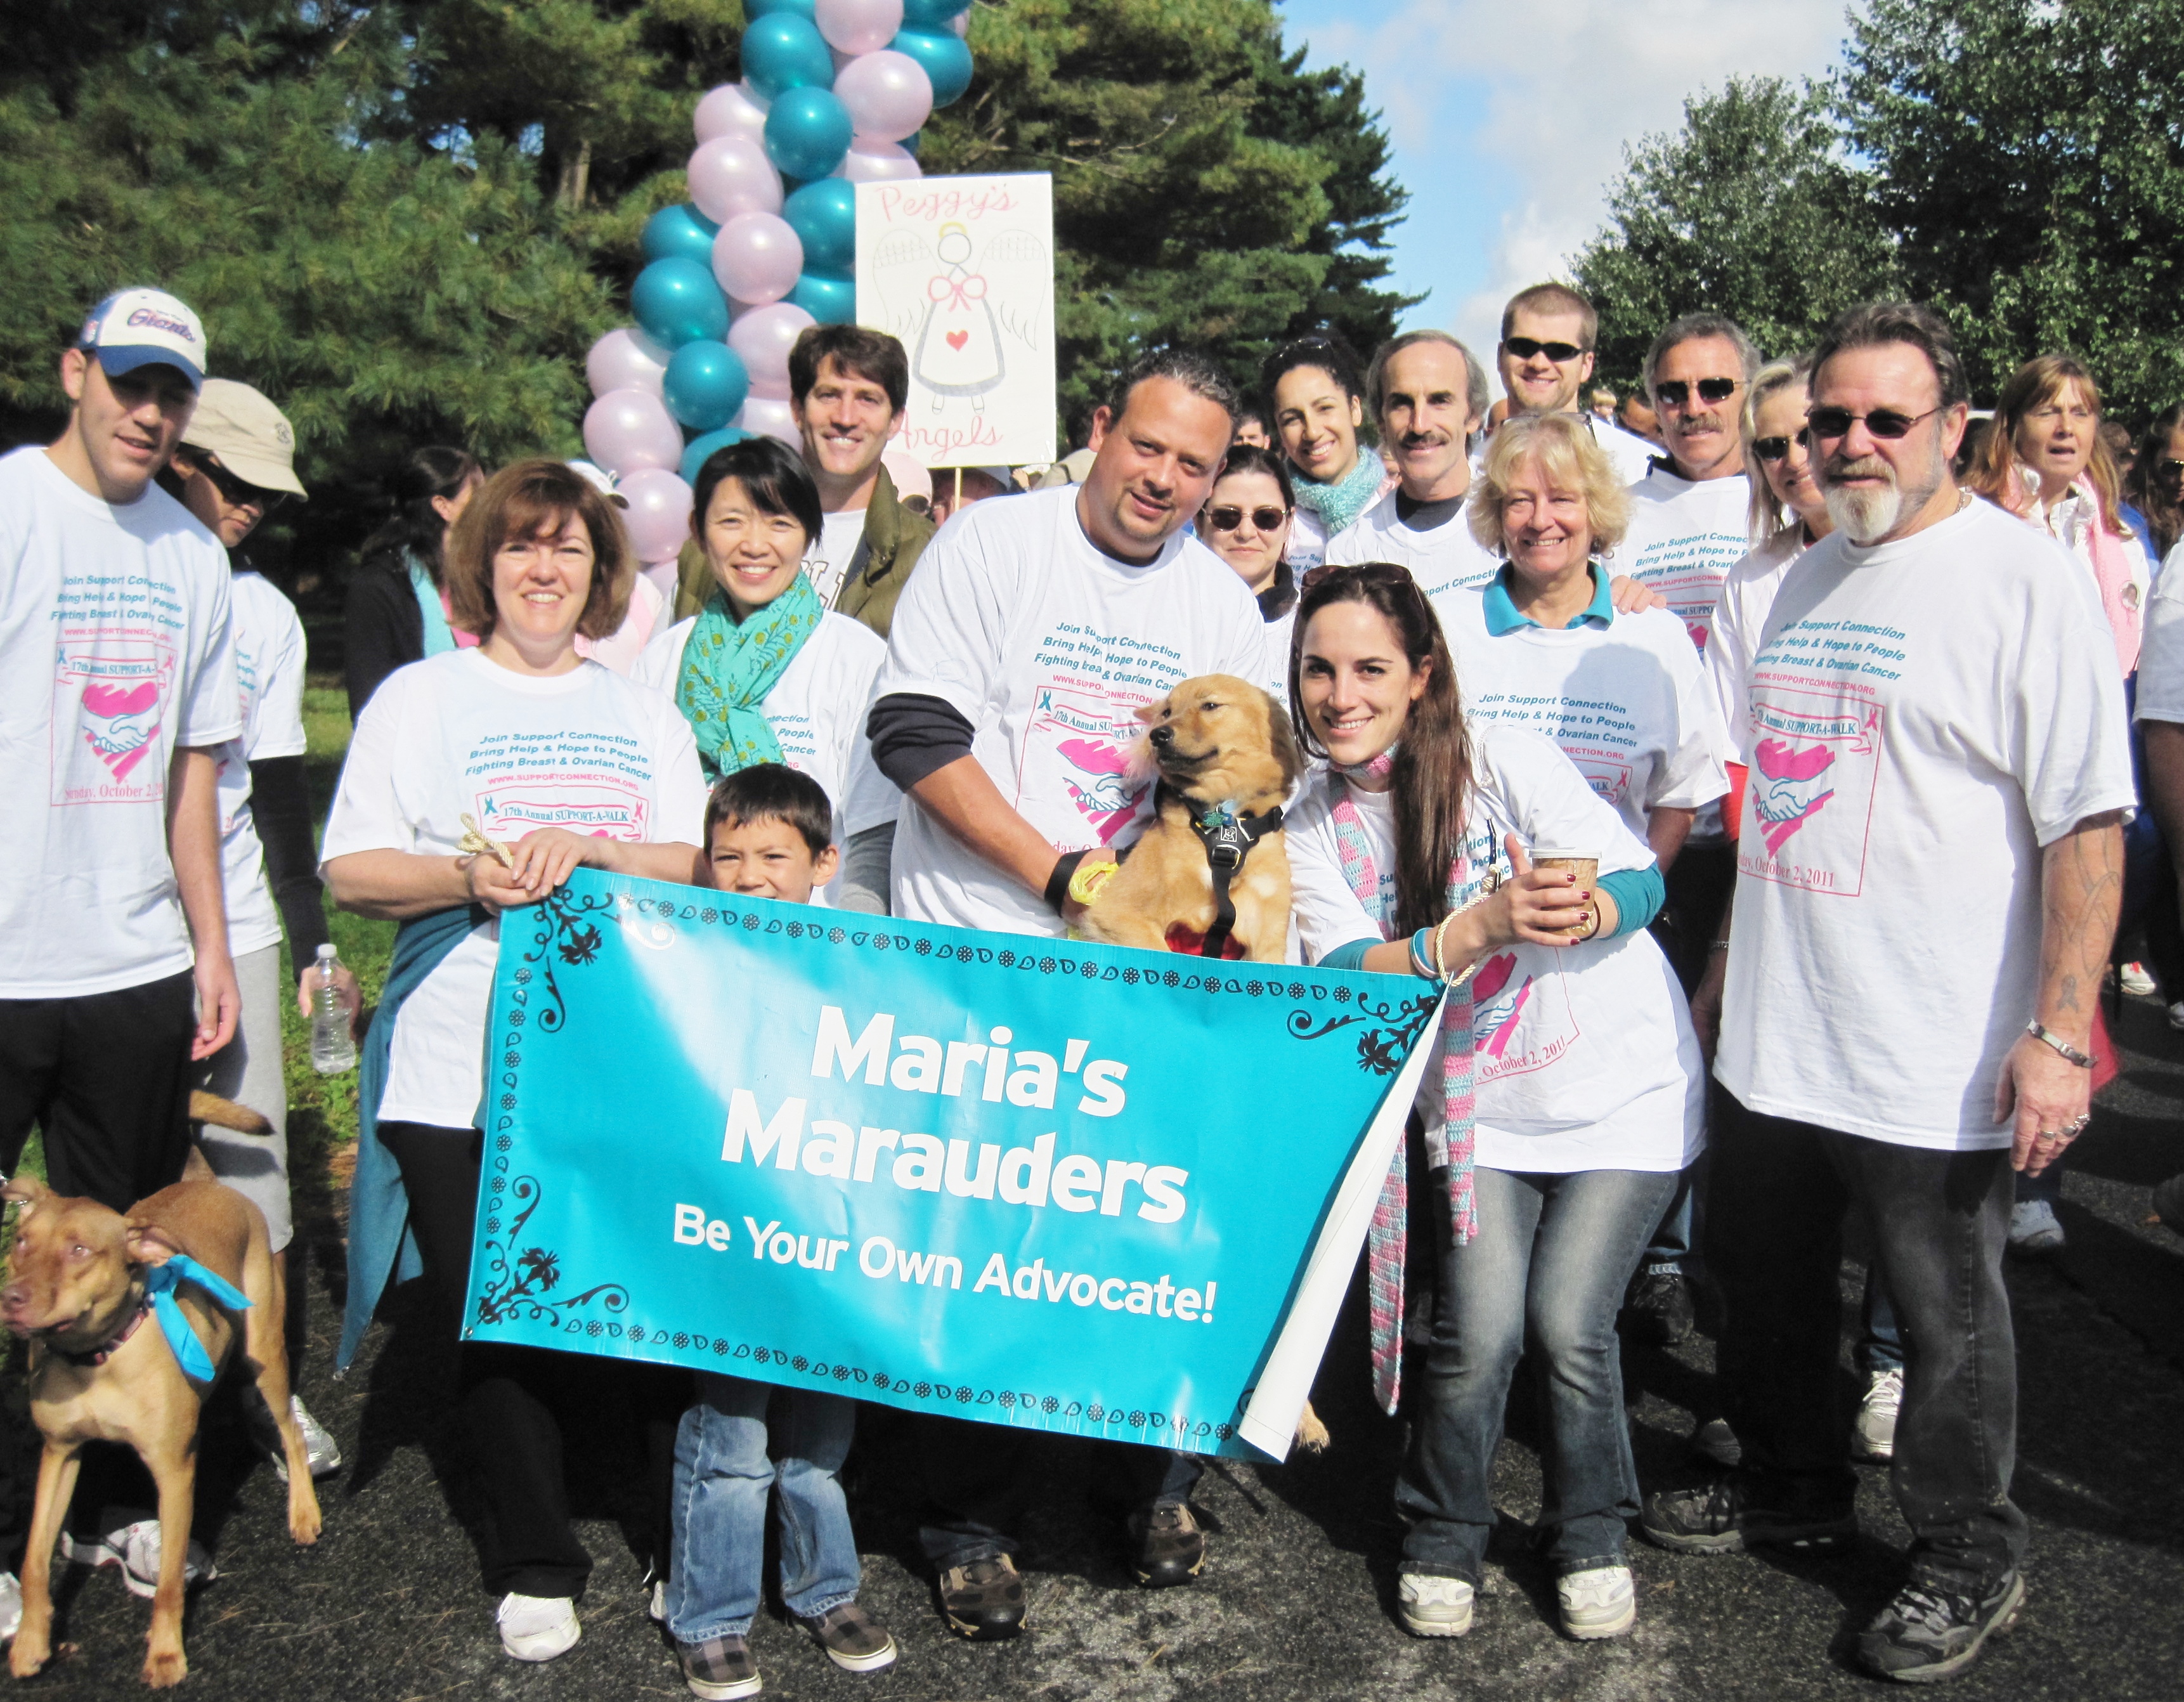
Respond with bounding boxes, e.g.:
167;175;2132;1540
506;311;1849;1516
1262;334;1389;570
2124;403;2184;564
1283;561;1697;1646
343;445;484;718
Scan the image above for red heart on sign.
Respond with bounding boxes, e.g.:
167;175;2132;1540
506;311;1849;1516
946;330;969;351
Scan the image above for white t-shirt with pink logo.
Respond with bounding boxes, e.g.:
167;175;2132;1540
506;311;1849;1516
0;446;240;998
323;649;706;1127
216;569;309;957
1716;498;2135;1151
1704;528;1807;765
876;486;1266;937
1441;587;1728;844
1285;722;1703;1173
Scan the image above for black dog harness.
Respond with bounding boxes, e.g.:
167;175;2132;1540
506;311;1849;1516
1180;790;1284;959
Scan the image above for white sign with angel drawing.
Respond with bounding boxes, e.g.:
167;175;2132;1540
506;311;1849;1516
855;173;1056;467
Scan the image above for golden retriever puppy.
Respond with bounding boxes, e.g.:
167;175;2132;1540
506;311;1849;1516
1077;675;1302;964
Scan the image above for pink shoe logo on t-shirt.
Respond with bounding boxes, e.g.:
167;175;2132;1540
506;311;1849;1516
79;680;164;781
1469;952;1534;1058
1752;736;1836;854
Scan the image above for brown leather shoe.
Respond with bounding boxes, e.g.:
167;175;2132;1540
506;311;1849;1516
939;1554;1026;1640
1130;1501;1206;1588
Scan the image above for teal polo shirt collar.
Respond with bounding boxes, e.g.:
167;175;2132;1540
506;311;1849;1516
1481;564;1615;634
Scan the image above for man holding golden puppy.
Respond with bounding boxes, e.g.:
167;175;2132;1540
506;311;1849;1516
868;348;1269;1637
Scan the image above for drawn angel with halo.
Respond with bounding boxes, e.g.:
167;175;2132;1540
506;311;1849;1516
868;219;1050;413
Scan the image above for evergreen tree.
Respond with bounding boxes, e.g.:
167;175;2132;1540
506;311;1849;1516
1571;77;1899;384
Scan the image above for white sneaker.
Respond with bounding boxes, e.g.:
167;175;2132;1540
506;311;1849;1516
2120;961;2157;996
1854;1367;1904;1462
2008;1198;2066;1257
2168;1001;2184;1032
650;1578;666;1623
1396;1571;1474;1637
60;1517;216;1599
1557;1564;1635;1639
0;1571;19;1640
497;1592;580;1661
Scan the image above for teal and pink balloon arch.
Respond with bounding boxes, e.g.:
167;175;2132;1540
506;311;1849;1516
582;0;973;568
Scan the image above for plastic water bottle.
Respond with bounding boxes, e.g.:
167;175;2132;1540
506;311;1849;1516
309;942;358;1075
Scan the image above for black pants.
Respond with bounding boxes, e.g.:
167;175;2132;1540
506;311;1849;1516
916;1416;1204;1568
0;971;196;1209
379;1120;685;1599
1706;1093;2027;1593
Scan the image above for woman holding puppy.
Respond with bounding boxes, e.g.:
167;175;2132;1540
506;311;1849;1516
324;460;708;1665
1284;559;1704;1645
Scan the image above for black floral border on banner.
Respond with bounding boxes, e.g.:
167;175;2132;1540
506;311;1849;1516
469;874;1436;1443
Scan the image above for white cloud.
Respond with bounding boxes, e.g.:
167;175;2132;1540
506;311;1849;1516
1285;0;1849;357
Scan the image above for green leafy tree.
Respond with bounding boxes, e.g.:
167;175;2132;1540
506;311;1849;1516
1572;76;1899;384
1836;0;2184;417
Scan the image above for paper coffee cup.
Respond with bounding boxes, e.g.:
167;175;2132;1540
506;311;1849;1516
1531;850;1599;939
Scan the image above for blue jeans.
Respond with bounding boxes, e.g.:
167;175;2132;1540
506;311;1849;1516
666;1374;861;1641
1396;1164;1678;1585
1857;1266;1904;1375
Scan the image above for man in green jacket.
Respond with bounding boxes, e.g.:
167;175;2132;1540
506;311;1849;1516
677;323;933;638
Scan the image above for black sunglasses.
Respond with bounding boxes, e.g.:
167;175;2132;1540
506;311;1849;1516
1206;504;1288;533
2160;458;2184;479
1752;431;1810;463
1654;377;1740;409
1805;405;1941;441
1504;336;1586;363
193;451;289;516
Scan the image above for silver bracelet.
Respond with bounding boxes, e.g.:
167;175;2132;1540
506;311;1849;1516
2025;1020;2095;1069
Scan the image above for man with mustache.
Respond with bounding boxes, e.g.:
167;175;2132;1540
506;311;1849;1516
0;289;244;1630
1613;311;1763;1348
1325;331;1501;606
1647;302;2133;1685
866;348;1266;1639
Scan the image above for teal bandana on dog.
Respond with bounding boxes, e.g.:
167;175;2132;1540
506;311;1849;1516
145;1254;251;1383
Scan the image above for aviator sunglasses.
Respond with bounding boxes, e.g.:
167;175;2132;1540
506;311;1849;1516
1805;405;1942;441
1504;336;1586;363
1206;504;1289;533
1654;377;1740;409
194;451;290;516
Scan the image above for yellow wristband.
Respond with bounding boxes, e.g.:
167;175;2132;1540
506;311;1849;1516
1068;859;1120;908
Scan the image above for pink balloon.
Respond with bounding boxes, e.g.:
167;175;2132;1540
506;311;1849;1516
727;304;817;401
686;136;783;224
693;82;769;147
586;327;670;400
737;394;803;449
712;212;805;307
583;387;684;477
838;136;923;183
833;50;932;143
816;0;904;55
617;467;696;563
947;8;968;37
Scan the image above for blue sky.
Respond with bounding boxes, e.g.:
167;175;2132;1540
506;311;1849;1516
1277;1;1854;359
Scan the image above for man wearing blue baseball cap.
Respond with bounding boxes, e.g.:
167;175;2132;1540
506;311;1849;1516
0;283;243;1309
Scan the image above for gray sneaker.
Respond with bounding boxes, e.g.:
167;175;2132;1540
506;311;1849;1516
1857;1571;2024;1682
270;1394;343;1482
60;1514;216;1599
0;1571;19;1641
1855;1368;1904;1462
678;1634;761;1700
1396;1571;1474;1637
2007;1199;2065;1257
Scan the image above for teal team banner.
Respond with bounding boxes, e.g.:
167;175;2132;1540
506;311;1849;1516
462;868;1442;1458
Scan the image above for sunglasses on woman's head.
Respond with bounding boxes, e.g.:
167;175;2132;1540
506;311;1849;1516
1654;377;1739;409
1206;505;1288;533
1805;405;1940;441
1504;336;1585;363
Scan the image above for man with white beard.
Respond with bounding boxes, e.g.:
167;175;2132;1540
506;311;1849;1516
1646;303;2133;1686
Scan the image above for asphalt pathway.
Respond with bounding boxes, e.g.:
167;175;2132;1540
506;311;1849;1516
13;996;2184;1700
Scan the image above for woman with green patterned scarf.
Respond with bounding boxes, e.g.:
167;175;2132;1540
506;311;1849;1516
1264;332;1392;572
635;437;898;901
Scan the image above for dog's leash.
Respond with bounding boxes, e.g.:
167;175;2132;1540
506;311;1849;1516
1178;787;1284;959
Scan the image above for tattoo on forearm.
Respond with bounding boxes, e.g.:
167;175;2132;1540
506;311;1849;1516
2041;814;2124;1024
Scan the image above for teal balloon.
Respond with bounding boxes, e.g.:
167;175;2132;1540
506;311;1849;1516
890;27;972;106
790;270;856;324
641;204;721;268
681;427;753;486
663;340;751;432
900;127;921;157
742;14;834;101
783;178;857;275
764;86;853;180
901;0;969;25
744;0;816;16
632;258;729;348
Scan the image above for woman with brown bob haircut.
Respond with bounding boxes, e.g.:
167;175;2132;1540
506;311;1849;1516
322;456;707;1665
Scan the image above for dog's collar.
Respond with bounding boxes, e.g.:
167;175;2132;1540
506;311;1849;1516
1169;788;1284;959
47;1292;152;1369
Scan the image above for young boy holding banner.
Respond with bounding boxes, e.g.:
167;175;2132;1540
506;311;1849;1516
663;765;896;1699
